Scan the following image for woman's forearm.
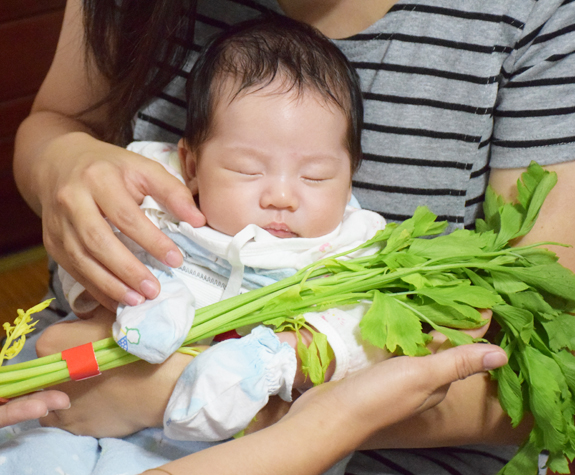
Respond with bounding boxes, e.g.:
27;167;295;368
149;403;359;475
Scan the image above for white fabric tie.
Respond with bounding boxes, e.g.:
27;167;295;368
221;225;257;300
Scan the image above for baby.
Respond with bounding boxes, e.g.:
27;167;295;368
51;15;389;441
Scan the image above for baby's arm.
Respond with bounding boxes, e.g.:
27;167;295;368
163;304;391;441
36;307;197;438
59;258;196;364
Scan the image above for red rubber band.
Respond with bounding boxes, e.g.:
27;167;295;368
62;342;101;381
213;329;242;342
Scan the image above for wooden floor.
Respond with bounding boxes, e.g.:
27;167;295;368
0;246;50;338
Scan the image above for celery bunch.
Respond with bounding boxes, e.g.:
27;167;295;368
1;162;575;474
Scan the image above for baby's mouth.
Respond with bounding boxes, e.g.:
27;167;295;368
263;223;298;238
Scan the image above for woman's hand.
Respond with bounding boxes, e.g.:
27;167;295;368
147;344;508;475
34;132;205;311
0;391;70;428
287;343;508;441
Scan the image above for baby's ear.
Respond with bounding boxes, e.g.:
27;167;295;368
177;139;199;195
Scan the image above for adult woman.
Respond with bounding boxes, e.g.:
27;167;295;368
13;0;575;473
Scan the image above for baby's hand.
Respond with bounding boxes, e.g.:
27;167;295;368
164;326;296;441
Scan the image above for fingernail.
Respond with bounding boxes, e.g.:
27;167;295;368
165;250;183;268
41;409;49;417
140;279;160;300
124;290;145;307
483;351;508;370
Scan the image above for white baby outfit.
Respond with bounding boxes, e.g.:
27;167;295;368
59;141;390;441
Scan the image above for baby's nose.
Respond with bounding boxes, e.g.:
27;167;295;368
260;178;298;210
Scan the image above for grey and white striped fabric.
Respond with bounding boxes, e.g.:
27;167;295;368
133;0;575;235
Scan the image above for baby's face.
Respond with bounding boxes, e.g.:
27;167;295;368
180;84;352;238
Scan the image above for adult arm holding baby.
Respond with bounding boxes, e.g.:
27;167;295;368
13;0;205;313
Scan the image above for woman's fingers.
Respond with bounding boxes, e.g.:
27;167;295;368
0;391;70;428
288;343;508;439
44;195;153;311
427;309;493;354
40;136;205;308
403;343;506;413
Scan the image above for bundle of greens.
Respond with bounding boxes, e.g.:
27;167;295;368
1;162;575;474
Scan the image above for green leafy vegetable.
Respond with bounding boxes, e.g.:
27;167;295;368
1;161;574;474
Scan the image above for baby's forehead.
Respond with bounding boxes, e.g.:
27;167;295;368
212;74;340;113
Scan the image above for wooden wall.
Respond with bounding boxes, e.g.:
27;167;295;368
0;0;66;255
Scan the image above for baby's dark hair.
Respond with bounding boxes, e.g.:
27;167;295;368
183;15;363;173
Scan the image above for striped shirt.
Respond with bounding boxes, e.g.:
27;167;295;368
133;0;575;236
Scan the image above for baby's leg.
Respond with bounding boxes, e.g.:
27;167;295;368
36;307;196;438
36;308;116;355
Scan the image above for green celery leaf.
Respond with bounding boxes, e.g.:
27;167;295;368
553;350;575;396
493;203;523;250
491;271;530;295
416;284;502;308
415;303;487;328
400;273;430;290
494;363;524;427
497;430;542;475
324;260;366;273
264;316;292;330
521;347;566;452
408;230;488;259
492;304;533;344
487;255;521;267
296;334;313;383
383;252;428;270
494;264;575;301
297;331;324;386
259;285;303;314
410;206;448;237
541;313;575;352
481;186;505;235
306;338;323;386
463;268;495;291
359;291;430;356
515;248;559;266
507;291;557;318
430;325;475;347
517;161;547;209
516;162;558;238
313;331;333;382
546;452;570;474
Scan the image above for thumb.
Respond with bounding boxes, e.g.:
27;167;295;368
411;344;507;414
430;344;508;384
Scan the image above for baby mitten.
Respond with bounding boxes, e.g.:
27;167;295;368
113;268;196;364
164;325;296;441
